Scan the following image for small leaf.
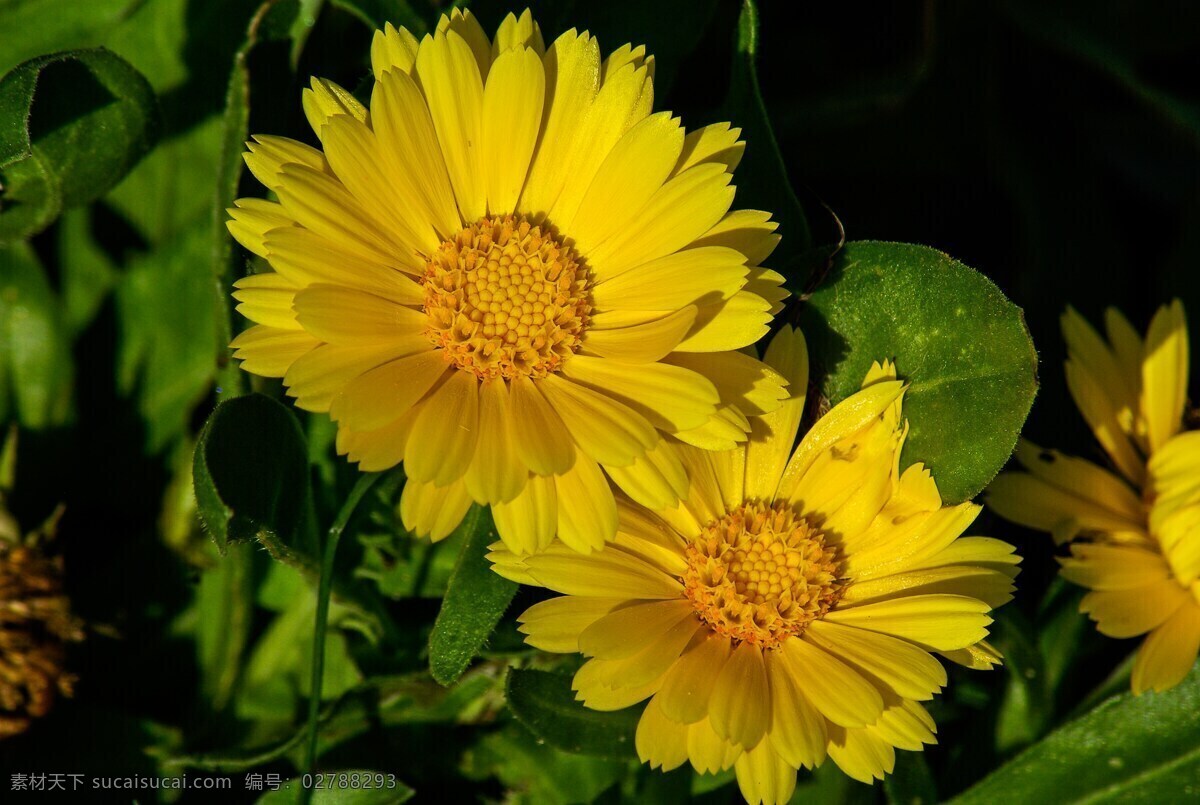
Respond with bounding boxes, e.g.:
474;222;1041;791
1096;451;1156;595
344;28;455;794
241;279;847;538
721;0;811;281
193;393;313;556
428;505;517;685
505;669;639;759
0;47;159;240
951;667;1200;804
0;242;73;428
801;241;1038;503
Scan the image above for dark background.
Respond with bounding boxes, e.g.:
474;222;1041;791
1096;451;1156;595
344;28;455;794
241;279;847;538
2;0;1198;801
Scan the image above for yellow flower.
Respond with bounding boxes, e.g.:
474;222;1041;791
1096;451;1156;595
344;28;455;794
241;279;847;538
226;9;788;555
492;327;1017;803
988;301;1199;694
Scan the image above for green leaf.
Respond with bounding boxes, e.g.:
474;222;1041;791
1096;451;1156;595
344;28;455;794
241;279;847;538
951;667;1200;804
0;0;132;76
0;47;159;240
505;669;639;759
883;752;938;805
170;671;498;772
195;541;258;711
462;722;626;805
193;393;313;556
428;505;517;685
0;242;73;428
720;0;811;281
801;241;1038;503
257;773;415;804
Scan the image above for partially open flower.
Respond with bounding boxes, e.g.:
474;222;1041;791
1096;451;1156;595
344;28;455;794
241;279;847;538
227;9;789;555
492;327;1017;803
988;301;1198;694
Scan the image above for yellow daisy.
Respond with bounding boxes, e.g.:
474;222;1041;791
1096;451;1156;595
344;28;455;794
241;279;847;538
225;9;788;555
491;326;1018;803
988;301;1198;694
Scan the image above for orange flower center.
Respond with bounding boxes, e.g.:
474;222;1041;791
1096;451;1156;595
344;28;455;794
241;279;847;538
421;214;591;380
682;502;843;648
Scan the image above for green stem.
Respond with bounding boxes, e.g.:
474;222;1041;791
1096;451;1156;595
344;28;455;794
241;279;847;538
303;472;381;783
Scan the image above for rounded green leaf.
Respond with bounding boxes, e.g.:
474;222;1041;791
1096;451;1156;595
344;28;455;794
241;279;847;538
801;241;1038;503
193;393;311;554
951;667;1200;804
0;47;159;240
506;669;640;759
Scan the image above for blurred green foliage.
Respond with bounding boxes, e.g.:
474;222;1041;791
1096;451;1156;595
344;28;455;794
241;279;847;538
1;0;1198;802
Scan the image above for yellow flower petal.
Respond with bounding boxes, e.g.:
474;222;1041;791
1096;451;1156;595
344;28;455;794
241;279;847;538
776;380;906;502
263;227;423;306
779;637;884;728
398;478;472;541
554;454;619;552
518;29;601;216
656;632;731;724
745;325;807;501
826;723;895;783
824;594;992;651
1081;583;1189;638
734;739;797;805
492;473;556;555
505;375;576;475
604;439;689;511
404;371;480;487
232;273;298;329
578;599;696;659
284;342;411;413
538;374;657;466
482;46;544;215
463;380;527;505
590;246;747;311
763;649;827;769
492;10;545;57
806;620;947;701
586;163;734;278
302;77;367;137
1140;299;1188;453
417;30;487;223
371;22;419;78
337;405;420;472
708;641;770;749
370;68;462;240
292;285;427;345
582;307;698;363
518;596;625;653
330;351;448;432
636;697;690;771
693;209;780;267
568;112;684;255
561;355;719;433
674;122;744;176
1131;602;1200;695
230;325;318;377
687;718;743;774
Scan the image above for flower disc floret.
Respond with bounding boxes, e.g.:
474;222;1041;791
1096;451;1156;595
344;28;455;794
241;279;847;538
683;502;842;648
422;215;591;380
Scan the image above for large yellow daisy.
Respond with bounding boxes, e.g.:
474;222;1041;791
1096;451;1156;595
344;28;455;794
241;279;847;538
491;327;1018;803
988;301;1199;694
224;9;789;555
